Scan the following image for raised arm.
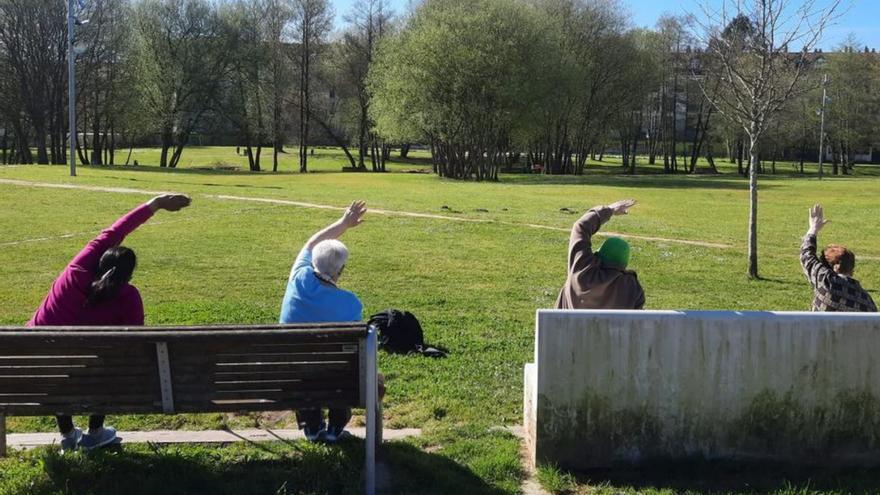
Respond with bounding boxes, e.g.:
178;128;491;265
304;201;367;251
67;194;191;274
568;199;635;272
800;203;833;289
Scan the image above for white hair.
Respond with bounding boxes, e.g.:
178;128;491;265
312;239;349;280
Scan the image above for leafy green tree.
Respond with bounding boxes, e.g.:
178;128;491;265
132;0;234;168
219;0;273;171
369;0;555;180
339;0;394;171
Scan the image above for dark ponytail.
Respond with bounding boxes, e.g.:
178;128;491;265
88;246;137;305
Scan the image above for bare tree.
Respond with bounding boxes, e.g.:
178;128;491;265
75;0;132;166
266;0;294;172
0;0;66;165
694;0;842;279
290;0;332;173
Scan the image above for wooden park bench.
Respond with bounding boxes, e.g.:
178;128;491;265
0;322;381;495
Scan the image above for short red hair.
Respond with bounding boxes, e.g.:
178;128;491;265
823;244;855;275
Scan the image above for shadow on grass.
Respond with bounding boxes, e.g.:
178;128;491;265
569;460;880;494
382;442;510;495
501;173;782;190
105;174;287;191
9;440;504;495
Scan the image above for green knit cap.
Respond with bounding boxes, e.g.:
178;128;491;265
598;237;630;269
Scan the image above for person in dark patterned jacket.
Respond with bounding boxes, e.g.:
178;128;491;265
800;204;877;312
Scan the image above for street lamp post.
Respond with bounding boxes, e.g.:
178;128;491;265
67;0;76;177
818;74;828;180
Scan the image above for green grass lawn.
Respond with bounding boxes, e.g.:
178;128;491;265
1;148;879;494
116;145;435;173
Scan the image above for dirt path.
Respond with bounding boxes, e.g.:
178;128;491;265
2;178;735;249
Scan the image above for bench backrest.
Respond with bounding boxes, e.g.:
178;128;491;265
0;323;369;416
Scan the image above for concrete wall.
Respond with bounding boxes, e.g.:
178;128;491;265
524;310;880;469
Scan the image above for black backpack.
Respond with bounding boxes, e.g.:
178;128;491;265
368;309;447;358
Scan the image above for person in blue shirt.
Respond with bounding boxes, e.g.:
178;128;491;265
280;200;367;442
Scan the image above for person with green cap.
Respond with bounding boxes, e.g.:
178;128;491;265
555;199;645;310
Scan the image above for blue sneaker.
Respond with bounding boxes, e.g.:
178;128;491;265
303;422;326;443
80;427;119;451
324;426;352;443
60;427;83;453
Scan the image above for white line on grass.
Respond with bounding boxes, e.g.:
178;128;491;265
0;178;166;195
1;178;734;249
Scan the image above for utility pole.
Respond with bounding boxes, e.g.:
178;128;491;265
67;0;76;177
818;74;828;180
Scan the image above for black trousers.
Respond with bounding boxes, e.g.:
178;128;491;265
295;408;351;432
56;415;105;434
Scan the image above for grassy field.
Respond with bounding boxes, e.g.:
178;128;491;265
117;145;435;173
1;148;879;494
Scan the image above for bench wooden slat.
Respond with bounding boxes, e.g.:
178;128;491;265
0;404;162;415
174;399;359;414
0;345;150;354
0;323;366;333
172;362;355;375
0;379;157;394
171;342;361;354
174;353;358;366
0;375;154;385
175;378;357;394
0;328;366;341
0;356;154;368
0;393;158;404
207;370;352;381
0;365;156;377
174;389;359;408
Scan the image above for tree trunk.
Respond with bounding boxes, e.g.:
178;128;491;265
706;145;718;173
747;132;759;279
736;138;744;175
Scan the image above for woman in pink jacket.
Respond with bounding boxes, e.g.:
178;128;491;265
28;193;191;452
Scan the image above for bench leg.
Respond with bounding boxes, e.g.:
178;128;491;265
0;412;6;457
364;327;378;495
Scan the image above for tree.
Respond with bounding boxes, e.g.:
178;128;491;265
0;0;66;165
527;0;635;176
824;35;879;174
265;0;294;172
339;0;394;171
75;0;133;166
695;0;841;278
132;0;233;168
291;0;332;173
221;0;273;171
370;0;556;180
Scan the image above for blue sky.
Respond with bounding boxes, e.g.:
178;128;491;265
329;0;879;50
